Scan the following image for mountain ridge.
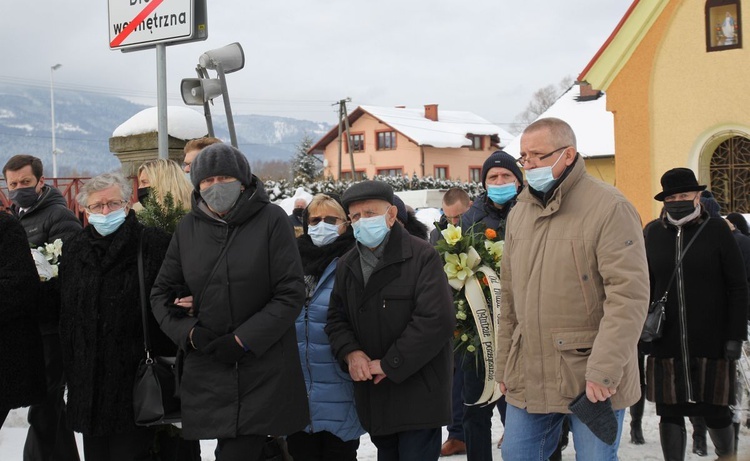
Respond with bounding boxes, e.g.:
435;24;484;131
0;83;331;177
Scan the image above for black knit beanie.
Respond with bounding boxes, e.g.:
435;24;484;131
482;150;523;189
190;143;252;189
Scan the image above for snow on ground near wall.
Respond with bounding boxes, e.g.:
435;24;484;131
3;405;750;460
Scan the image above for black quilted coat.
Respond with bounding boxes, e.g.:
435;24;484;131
151;177;308;440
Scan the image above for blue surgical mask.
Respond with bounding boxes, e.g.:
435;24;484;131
88;208;127;236
486;183;517;205
308;222;340;247
526;150;566;193
352;210;391;248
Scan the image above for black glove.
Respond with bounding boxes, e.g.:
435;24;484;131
724;340;742;360
204;334;246;364
190;326;218;351
568;392;618;445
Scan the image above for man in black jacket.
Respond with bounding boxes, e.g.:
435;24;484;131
325;180;455;461
2;155;81;461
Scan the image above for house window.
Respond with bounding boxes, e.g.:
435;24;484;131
348;133;365;153
709;135;750;212
706;0;742;51
341;170;366;181
377;131;396;150
434;166;449;179
469;167;481;183
377;168;403;177
469;135;483;150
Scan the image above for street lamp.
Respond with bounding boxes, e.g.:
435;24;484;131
50;63;62;178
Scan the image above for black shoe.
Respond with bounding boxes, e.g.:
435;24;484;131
630;422;645;445
692;435;707;456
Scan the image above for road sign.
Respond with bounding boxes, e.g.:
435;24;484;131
108;0;207;51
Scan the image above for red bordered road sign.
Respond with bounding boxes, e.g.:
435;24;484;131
108;0;207;51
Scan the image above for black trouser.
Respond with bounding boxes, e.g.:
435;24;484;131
24;333;79;461
216;434;267;461
286;430;360;461
83;427;155;461
370;428;441;461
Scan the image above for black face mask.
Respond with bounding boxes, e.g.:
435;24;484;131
137;187;151;203
664;200;697;220
9;186;40;209
292;208;304;218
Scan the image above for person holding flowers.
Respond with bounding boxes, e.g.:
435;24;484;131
439;150;524;460
496;118;649;461
325;180;455;461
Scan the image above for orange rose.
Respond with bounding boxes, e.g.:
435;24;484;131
485;228;497;240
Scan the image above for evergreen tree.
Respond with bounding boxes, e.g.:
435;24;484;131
292;133;321;188
137;192;188;234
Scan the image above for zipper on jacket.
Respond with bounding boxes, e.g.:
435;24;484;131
675;227;694;403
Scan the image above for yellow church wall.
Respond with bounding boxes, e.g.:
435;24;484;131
651;0;750;217
606;0;679;223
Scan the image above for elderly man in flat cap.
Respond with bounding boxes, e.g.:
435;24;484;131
325;180;455;461
151;143;308;461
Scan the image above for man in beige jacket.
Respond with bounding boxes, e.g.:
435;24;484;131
495;118;649;460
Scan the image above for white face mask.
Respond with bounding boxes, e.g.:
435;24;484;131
526;150;566;193
308;222;340;247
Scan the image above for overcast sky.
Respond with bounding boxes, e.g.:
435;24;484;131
0;0;633;128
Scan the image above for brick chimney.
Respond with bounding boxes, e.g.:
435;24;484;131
424;104;438;122
577;82;602;101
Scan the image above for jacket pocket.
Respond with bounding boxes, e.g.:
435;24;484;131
503;327;525;394
570;241;598;316
551;329;597;399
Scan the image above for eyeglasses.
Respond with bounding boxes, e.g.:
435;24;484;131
517;146;568;167
86;200;127;214
182;162;191;169
308;215;343;226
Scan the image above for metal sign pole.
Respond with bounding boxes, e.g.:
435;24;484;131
156;44;168;159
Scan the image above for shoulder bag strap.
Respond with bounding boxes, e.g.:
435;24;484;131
137;228;152;358
657;217;710;301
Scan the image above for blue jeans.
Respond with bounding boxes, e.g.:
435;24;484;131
501;403;625;461
370;428;441;461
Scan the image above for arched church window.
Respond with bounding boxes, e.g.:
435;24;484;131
709;135;750;212
706;0;742;51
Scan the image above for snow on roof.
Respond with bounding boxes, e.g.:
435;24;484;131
503;85;614;159
359;105;514;148
112;106;208;140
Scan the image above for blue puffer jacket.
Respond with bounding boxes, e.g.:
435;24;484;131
295;258;365;441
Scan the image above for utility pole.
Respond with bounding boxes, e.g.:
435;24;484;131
334;97;353;180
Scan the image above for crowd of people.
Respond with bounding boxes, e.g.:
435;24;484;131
0;116;748;461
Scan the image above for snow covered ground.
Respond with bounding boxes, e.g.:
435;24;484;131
3;405;749;460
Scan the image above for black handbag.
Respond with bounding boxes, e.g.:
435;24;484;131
133;230;182;426
641;218;709;342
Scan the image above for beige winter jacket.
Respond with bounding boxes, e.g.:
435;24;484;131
495;158;649;413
